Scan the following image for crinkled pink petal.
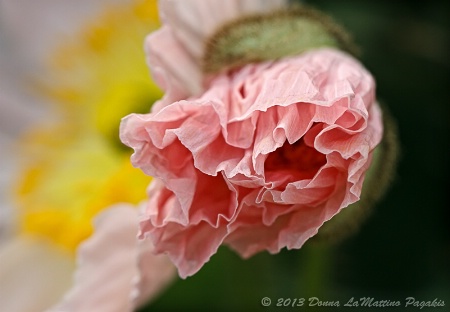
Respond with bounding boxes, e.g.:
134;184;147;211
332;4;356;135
225;168;349;258
121;48;383;278
120;103;234;230
225;204;325;258
48;205;176;312
139;181;236;278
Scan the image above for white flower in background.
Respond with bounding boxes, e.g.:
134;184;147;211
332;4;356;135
0;1;176;311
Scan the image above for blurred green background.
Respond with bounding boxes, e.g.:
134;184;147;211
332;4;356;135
141;0;450;311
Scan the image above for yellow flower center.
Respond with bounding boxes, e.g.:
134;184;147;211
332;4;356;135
15;0;160;253
16;134;151;252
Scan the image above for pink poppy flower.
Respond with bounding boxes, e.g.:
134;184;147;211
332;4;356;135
120;48;382;278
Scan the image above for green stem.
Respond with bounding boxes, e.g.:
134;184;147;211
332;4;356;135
299;242;333;300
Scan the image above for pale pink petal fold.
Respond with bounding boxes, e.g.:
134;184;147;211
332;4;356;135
145;26;203;111
159;0;289;60
48;204;176;312
121;48;383;278
145;0;289;110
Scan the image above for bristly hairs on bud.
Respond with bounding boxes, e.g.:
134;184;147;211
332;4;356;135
203;4;360;74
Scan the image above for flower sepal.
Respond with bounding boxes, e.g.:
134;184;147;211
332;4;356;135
204;5;358;74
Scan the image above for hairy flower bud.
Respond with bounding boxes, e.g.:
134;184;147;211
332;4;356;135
204;5;358;74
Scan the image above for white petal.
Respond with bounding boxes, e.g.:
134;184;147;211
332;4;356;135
0;237;75;312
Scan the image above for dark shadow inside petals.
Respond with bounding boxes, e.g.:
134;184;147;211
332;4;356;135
264;136;327;187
